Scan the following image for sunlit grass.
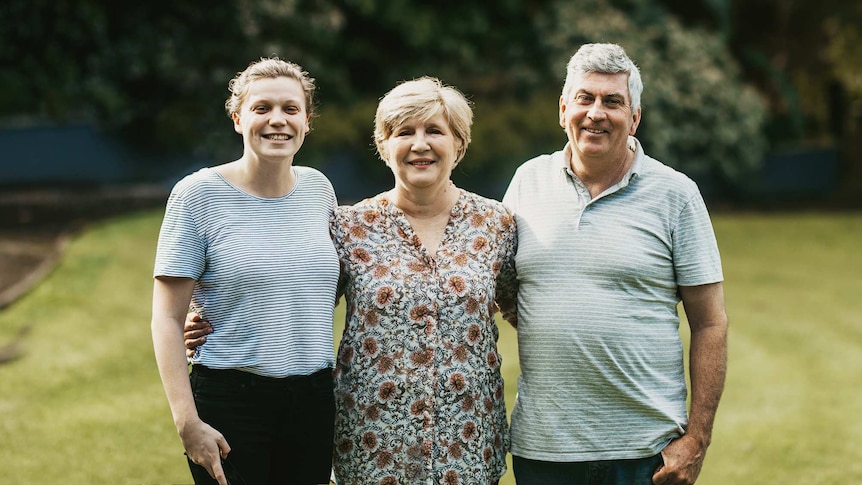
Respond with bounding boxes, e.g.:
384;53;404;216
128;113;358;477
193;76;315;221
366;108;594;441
698;214;862;483
1;211;860;484
0;211;186;484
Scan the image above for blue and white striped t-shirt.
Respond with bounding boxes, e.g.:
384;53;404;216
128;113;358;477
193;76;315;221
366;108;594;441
503;138;723;461
154;166;339;378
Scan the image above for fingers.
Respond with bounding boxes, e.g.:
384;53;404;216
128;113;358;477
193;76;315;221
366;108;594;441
191;435;230;484
184;316;202;330
208;436;231;485
651;447;698;485
183;324;213;339
209;458;228;485
217;435;231;459
184;318;213;333
183;322;213;354
652;448;672;484
181;421;229;483
185;328;210;340
186;336;207;350
652;465;666;484
187;448;228;485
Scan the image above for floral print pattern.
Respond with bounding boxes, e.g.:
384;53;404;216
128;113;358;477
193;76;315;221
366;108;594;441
332;190;518;485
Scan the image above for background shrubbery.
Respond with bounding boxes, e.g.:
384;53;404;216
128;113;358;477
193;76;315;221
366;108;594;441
2;0;860;200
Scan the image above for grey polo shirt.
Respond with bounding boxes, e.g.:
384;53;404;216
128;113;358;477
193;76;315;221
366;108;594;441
502;138;723;461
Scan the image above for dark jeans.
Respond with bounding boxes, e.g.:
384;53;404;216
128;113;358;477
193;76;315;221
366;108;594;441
187;365;335;485
512;453;663;485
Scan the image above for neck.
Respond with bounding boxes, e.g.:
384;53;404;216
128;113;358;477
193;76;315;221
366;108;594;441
223;156;296;198
389;181;458;219
568;143;634;197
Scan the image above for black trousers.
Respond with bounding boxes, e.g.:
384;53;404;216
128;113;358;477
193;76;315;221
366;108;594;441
188;365;335;485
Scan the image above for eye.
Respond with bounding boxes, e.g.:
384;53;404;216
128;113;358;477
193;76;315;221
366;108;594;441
253;105;270;113
285;106;300;114
574;94;593;105
604;98;623;107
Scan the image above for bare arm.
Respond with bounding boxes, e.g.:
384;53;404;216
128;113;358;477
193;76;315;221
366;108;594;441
682;282;728;451
654;282;728;485
152;276;229;485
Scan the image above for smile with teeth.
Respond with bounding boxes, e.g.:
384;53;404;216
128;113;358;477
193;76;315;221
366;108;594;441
263;134;292;141
408;160;435;166
583;128;605;134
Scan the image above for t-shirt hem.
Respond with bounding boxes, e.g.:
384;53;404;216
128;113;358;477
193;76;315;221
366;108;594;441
510;440;670;462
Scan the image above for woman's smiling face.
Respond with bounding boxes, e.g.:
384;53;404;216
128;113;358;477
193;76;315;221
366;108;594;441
233;76;310;164
384;112;459;192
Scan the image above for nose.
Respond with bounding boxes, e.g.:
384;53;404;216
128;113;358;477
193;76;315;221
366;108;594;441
587;100;606;121
411;131;430;151
269;108;287;126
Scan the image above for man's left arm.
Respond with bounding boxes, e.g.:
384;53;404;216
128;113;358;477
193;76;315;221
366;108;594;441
654;281;728;485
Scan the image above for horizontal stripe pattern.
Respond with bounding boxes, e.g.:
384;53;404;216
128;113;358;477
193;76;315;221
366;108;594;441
503;139;723;461
154;166;339;377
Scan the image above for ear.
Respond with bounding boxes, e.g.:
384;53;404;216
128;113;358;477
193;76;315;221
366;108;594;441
455;140;465;165
376;138;390;166
232;112;242;134
559;95;567;129
629;106;642;136
304;114;311;135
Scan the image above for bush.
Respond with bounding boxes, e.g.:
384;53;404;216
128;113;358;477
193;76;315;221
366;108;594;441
538;0;768;185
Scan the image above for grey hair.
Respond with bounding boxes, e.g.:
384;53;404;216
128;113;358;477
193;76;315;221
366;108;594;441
562;43;643;111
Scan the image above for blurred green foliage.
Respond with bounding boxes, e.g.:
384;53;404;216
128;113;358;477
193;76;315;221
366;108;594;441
2;0;859;194
539;0;768;187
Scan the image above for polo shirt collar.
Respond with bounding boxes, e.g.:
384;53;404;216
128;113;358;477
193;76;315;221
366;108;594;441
559;136;645;186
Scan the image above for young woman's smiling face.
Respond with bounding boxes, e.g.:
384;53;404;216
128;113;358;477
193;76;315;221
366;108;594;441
233;76;310;164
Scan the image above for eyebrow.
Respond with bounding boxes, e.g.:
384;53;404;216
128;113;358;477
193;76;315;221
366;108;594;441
249;98;303;104
576;89;626;99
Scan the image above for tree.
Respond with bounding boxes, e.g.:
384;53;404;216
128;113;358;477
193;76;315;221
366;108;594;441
1;0;770;198
537;0;768;191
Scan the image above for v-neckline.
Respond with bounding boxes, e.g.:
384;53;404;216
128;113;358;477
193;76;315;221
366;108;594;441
383;190;463;260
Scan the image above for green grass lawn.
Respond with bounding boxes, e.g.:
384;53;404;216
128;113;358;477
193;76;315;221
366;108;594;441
0;210;860;484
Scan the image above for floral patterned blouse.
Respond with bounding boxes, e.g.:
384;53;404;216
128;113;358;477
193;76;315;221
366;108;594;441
331;189;518;485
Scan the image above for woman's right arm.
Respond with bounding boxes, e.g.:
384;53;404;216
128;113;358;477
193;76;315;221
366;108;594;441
151;276;230;485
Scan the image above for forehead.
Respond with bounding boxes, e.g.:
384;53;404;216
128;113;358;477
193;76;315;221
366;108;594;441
243;77;306;106
571;71;630;99
391;109;449;128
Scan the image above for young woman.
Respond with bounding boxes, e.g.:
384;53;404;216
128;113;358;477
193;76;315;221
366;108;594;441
152;58;338;485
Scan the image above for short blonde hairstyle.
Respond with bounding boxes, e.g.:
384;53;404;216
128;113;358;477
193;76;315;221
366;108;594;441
374;77;473;164
225;57;316;119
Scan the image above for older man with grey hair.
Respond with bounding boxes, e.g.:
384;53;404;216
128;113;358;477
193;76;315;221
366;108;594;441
503;42;728;485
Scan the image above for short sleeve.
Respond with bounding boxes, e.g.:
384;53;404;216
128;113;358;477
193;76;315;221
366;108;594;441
673;192;723;286
502;170;521;214
153;190;206;280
